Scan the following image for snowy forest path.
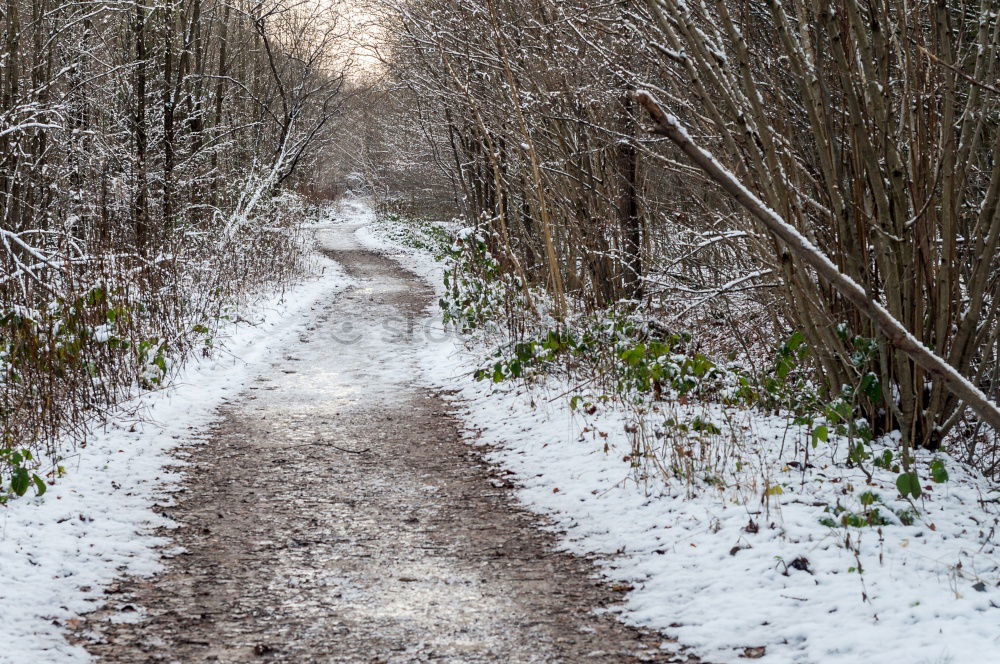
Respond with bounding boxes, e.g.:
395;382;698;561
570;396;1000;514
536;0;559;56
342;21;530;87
73;203;695;663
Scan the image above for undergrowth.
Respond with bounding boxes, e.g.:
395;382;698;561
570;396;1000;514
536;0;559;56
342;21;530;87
431;223;964;530
0;194;316;501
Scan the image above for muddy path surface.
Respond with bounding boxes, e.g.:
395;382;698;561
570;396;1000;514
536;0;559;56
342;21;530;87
73;215;698;663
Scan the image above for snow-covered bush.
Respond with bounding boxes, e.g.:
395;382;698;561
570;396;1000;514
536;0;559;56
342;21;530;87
0;193;317;498
0;0;346;496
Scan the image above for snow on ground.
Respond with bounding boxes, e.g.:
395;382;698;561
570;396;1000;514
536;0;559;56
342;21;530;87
4;198;997;664
0;209;353;663
359;204;1000;664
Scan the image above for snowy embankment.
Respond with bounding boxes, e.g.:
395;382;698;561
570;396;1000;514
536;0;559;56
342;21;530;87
359;209;1000;664
0;210;352;663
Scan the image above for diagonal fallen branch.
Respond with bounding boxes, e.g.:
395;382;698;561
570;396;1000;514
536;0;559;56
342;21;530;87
635;90;1000;434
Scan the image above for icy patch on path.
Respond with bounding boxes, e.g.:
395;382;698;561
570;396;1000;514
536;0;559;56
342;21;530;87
0;209;353;663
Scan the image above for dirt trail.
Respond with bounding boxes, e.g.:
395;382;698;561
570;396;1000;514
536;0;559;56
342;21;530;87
74;215;697;663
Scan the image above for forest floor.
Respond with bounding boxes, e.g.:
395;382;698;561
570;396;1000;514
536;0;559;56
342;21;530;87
6;200;998;664
63;206;696;662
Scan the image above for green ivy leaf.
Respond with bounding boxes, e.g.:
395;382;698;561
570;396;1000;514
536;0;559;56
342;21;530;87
621;344;646;367
10;468;30;497
775;355;794;380
32;474;46;497
930;458;949;484
514;342;534;362
786;330;805;352
812;425;828;449
826;400;851;424
896;472;922;499
860;372;882;401
874;449;893;469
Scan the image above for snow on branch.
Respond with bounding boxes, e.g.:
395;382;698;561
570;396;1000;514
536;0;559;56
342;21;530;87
636;89;1000;434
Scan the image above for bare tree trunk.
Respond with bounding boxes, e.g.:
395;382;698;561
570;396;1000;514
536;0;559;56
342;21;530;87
619;90;642;300
133;4;150;256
